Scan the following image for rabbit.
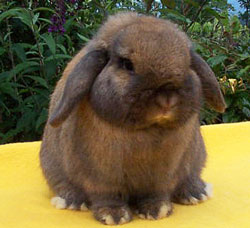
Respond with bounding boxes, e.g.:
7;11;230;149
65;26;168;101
40;12;226;225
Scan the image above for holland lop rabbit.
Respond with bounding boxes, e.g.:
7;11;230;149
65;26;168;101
40;12;226;225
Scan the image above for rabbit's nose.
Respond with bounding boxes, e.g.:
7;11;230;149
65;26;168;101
155;94;178;111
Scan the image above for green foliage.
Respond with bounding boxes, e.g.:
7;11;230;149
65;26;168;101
238;0;250;27
0;0;249;144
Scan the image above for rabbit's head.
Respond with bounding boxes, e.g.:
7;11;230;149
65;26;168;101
49;12;226;129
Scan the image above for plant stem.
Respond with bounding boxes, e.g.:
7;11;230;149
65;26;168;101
6;18;18;95
6;19;16;81
29;9;46;79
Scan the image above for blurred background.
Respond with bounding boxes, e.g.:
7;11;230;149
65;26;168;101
0;0;249;144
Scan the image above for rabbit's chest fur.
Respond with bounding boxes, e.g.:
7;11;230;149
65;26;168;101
61;102;198;193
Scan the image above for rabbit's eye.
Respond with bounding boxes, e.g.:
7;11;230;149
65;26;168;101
119;57;134;72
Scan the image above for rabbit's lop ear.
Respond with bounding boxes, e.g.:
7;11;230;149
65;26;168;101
49;49;108;127
190;50;226;113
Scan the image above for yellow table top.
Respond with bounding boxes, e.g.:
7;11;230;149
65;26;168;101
0;122;250;228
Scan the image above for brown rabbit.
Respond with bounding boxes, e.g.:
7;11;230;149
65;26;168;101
40;12;226;225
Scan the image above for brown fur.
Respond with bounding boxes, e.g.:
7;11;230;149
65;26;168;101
40;12;225;225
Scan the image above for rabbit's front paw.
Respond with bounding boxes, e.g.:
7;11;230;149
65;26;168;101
136;201;172;220
51;196;88;211
173;182;212;205
93;206;132;225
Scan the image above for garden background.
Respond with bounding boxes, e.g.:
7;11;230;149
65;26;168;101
0;0;249;144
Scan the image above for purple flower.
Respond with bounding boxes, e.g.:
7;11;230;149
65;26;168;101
58;25;66;34
48;27;53;33
48;25;58;33
51;15;58;23
48;0;67;34
48;0;81;34
61;17;66;24
57;0;65;10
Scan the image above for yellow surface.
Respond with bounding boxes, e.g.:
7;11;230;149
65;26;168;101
0;122;250;228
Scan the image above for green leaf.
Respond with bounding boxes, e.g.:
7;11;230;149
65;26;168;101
204;8;224;20
64;17;76;31
26;51;39;56
242;107;250;118
203;22;213;33
41;33;56;55
160;9;191;23
22;66;40;75
0;128;22;143
190;22;202;33
33;13;40;25
77;33;90;42
15;10;33;29
33;7;56;14
231;15;241;34
222;110;235;122
184;0;199;8
238;66;250;78
0;47;5;56
64;34;73;49
18;43;33;49
56;44;67;54
161;0;176;9
207;55;227;67
16;109;36;130
104;0;116;10
242;98;250;108
224;96;233;107
0;82;19;101
10;62;39;79
44;61;57;79
45;54;72;62
238;54;250;60
24;76;48;88
4;31;12;42
29;88;50;99
0;99;10;114
36;108;48;130
0;8;22;24
38;18;52;25
0;72;10;82
12;43;27;62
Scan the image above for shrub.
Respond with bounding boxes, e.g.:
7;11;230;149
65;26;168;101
0;0;249;144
